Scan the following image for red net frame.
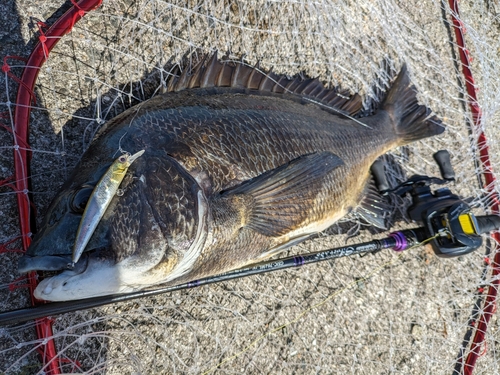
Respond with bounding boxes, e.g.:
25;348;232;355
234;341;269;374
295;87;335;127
9;1;102;374
447;1;500;373
4;0;498;373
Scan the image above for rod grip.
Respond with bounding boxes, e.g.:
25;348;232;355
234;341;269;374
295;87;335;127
433;150;455;180
475;215;500;235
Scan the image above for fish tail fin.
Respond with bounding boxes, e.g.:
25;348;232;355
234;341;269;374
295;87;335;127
382;64;444;145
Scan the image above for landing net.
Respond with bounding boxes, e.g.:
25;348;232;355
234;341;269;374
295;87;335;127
1;1;499;374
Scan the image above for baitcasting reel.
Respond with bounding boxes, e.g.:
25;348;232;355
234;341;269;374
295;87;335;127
371;150;500;258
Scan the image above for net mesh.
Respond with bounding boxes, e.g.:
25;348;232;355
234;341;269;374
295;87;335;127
1;0;500;374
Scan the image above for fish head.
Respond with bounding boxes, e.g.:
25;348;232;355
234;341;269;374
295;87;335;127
21;151;209;301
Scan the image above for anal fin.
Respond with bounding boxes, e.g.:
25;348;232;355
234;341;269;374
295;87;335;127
354;178;393;229
258;233;314;259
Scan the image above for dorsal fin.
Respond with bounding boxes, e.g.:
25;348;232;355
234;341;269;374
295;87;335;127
188;55;208;88
166;52;363;117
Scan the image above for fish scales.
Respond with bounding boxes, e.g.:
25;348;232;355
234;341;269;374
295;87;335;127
133;96;380;191
18;55;444;301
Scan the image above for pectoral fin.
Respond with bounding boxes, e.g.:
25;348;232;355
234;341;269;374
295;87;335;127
221;152;344;237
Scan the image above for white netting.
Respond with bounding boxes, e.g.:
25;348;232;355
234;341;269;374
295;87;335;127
1;0;500;374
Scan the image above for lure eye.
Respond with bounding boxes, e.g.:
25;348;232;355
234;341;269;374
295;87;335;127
118;155;127;163
70;185;94;213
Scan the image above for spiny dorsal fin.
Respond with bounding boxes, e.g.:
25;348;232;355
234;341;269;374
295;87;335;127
188;55;208;88
166;52;363;117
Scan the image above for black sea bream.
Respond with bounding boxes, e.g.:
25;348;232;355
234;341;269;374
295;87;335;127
18;55;443;301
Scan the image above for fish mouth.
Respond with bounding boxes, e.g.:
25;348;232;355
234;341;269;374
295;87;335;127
33;255;130;301
18;252;93;301
18;253;89;274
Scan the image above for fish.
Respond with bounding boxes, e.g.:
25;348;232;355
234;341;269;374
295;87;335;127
72;150;145;265
18;54;444;301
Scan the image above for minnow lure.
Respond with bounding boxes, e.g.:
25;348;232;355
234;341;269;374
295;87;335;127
72;150;145;265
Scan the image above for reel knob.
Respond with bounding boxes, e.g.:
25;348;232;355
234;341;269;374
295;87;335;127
370;160;391;193
433;150;455;181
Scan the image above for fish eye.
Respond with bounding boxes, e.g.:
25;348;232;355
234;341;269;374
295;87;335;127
70;185;94;213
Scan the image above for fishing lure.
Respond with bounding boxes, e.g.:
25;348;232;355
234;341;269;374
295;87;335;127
72;150;145;265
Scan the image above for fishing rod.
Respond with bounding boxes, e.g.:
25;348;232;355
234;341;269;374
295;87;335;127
0;227;458;327
1;150;499;326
